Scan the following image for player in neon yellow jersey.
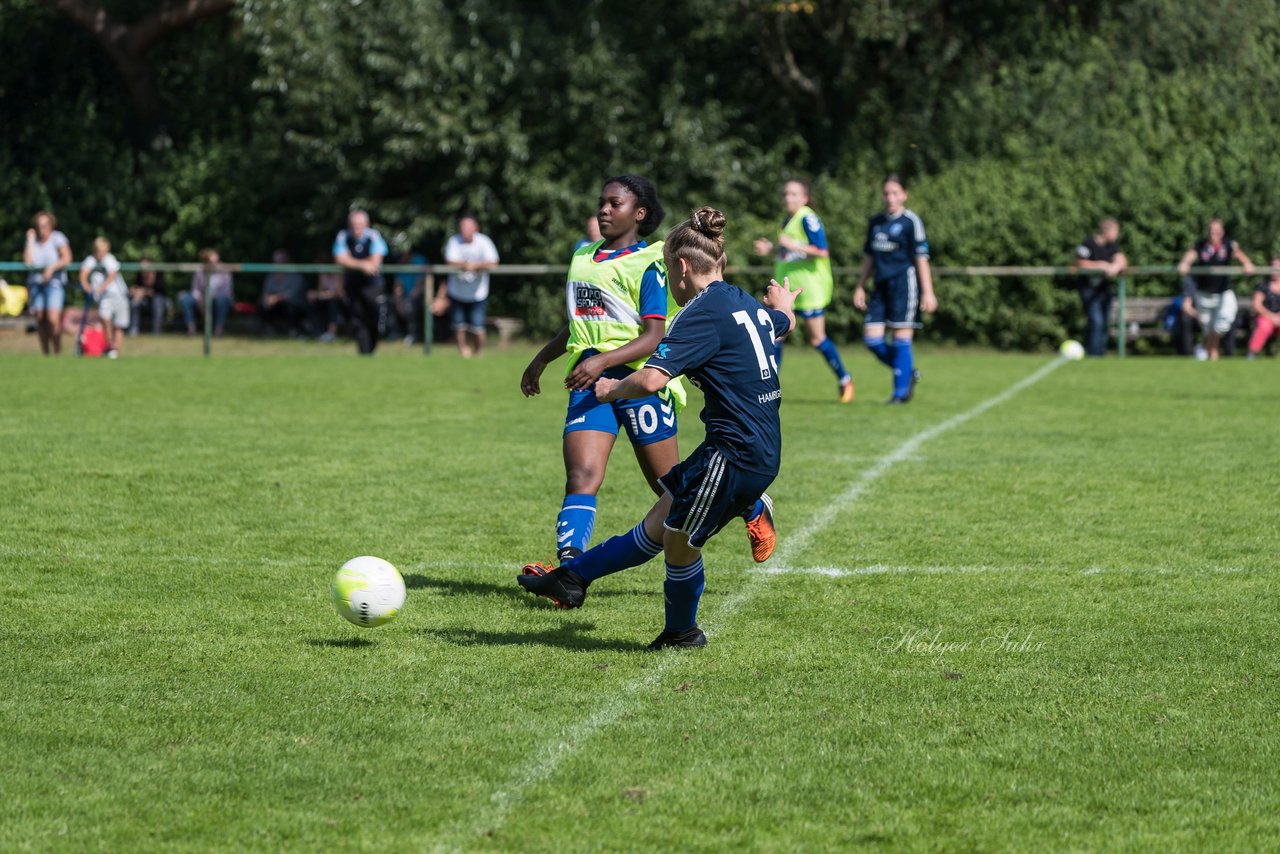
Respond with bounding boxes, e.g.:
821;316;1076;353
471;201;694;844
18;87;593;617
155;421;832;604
754;178;854;403
521;175;777;570
520;175;680;566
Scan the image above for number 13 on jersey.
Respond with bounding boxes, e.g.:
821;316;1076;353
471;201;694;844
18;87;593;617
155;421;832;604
733;309;779;380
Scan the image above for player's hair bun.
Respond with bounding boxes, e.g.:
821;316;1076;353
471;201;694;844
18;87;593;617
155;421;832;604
666;205;728;275
689;206;726;242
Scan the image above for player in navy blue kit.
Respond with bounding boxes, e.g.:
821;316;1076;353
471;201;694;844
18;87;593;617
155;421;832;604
853;174;937;403
518;206;798;650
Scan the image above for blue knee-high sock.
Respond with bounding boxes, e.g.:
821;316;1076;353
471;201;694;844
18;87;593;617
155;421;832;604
664;557;705;632
864;336;893;368
556;494;597;558
774;340;784;371
891;339;915;399
564;522;663;582
741;498;764;521
815;337;850;383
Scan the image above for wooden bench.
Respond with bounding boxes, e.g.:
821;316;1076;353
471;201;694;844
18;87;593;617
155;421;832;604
1112;296;1255;340
487;316;524;346
1111;297;1171;339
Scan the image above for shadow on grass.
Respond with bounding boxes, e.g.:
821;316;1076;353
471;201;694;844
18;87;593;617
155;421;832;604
420;621;642;653
404;573;626;602
306;637;375;649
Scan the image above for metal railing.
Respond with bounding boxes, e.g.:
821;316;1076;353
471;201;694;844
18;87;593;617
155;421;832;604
2;260;1270;358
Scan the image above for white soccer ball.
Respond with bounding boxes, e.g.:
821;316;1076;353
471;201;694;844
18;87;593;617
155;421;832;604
1059;340;1086;361
331;556;406;628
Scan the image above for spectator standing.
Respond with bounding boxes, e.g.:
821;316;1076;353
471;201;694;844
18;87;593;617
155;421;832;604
1178;218;1254;361
78;236;129;358
1247;258;1280;359
437;214;499;358
573;215;602;252
128;257;169;335
179;248;234;336
391;248;428;345
259;249;309;336
333;210;388;355
1073;217;1129;357
23;210;72;355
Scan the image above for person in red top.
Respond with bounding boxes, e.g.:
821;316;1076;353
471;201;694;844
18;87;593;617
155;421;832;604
1177;218;1254;361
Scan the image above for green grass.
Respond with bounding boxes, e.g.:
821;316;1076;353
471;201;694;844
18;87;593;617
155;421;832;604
1;341;1277;852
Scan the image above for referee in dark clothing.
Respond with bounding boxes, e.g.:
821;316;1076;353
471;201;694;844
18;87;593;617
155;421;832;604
333;209;389;355
1073;217;1128;357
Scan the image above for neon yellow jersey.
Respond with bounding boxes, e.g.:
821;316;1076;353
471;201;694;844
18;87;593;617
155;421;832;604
565;240;686;408
775;205;834;311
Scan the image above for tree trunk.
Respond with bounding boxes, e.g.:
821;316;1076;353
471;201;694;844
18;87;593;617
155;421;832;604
39;0;235;141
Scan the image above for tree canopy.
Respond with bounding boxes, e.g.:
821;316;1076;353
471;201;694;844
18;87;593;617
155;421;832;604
6;0;1280;346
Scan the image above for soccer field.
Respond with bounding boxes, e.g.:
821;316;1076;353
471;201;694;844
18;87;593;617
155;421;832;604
2;344;1276;851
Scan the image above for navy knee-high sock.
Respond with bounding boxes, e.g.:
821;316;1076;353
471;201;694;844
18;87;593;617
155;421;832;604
562;522;663;582
663;557;705;632
864;336;893;368
891;339;915;398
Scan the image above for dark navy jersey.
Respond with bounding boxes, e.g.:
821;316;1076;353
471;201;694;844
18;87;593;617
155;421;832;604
864;209;929;282
645;281;791;476
1192;238;1236;294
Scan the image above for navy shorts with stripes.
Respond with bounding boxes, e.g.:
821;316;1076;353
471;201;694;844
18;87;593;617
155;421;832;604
865;268;921;329
659;442;775;549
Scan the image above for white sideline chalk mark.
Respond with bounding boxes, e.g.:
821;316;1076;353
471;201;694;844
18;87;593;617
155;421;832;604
438;358;1068;851
755;563;1264;578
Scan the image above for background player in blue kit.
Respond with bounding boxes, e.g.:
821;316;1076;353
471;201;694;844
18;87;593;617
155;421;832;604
518;206;797;650
853;174;937;403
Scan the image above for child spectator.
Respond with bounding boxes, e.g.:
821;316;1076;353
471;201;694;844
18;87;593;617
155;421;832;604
78;237;129;359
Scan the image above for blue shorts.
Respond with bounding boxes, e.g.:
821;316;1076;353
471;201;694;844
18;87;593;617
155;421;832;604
865;270;921;329
796;308;825;320
449;297;486;333
564;354;678;447
660;442;775;549
27;274;66;312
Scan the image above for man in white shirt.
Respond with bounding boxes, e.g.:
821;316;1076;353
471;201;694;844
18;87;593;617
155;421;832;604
437;215;499;357
79;237;130;358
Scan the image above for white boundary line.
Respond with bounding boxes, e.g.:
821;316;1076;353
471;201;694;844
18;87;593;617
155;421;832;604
755;563;1260;577
436;357;1068;850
